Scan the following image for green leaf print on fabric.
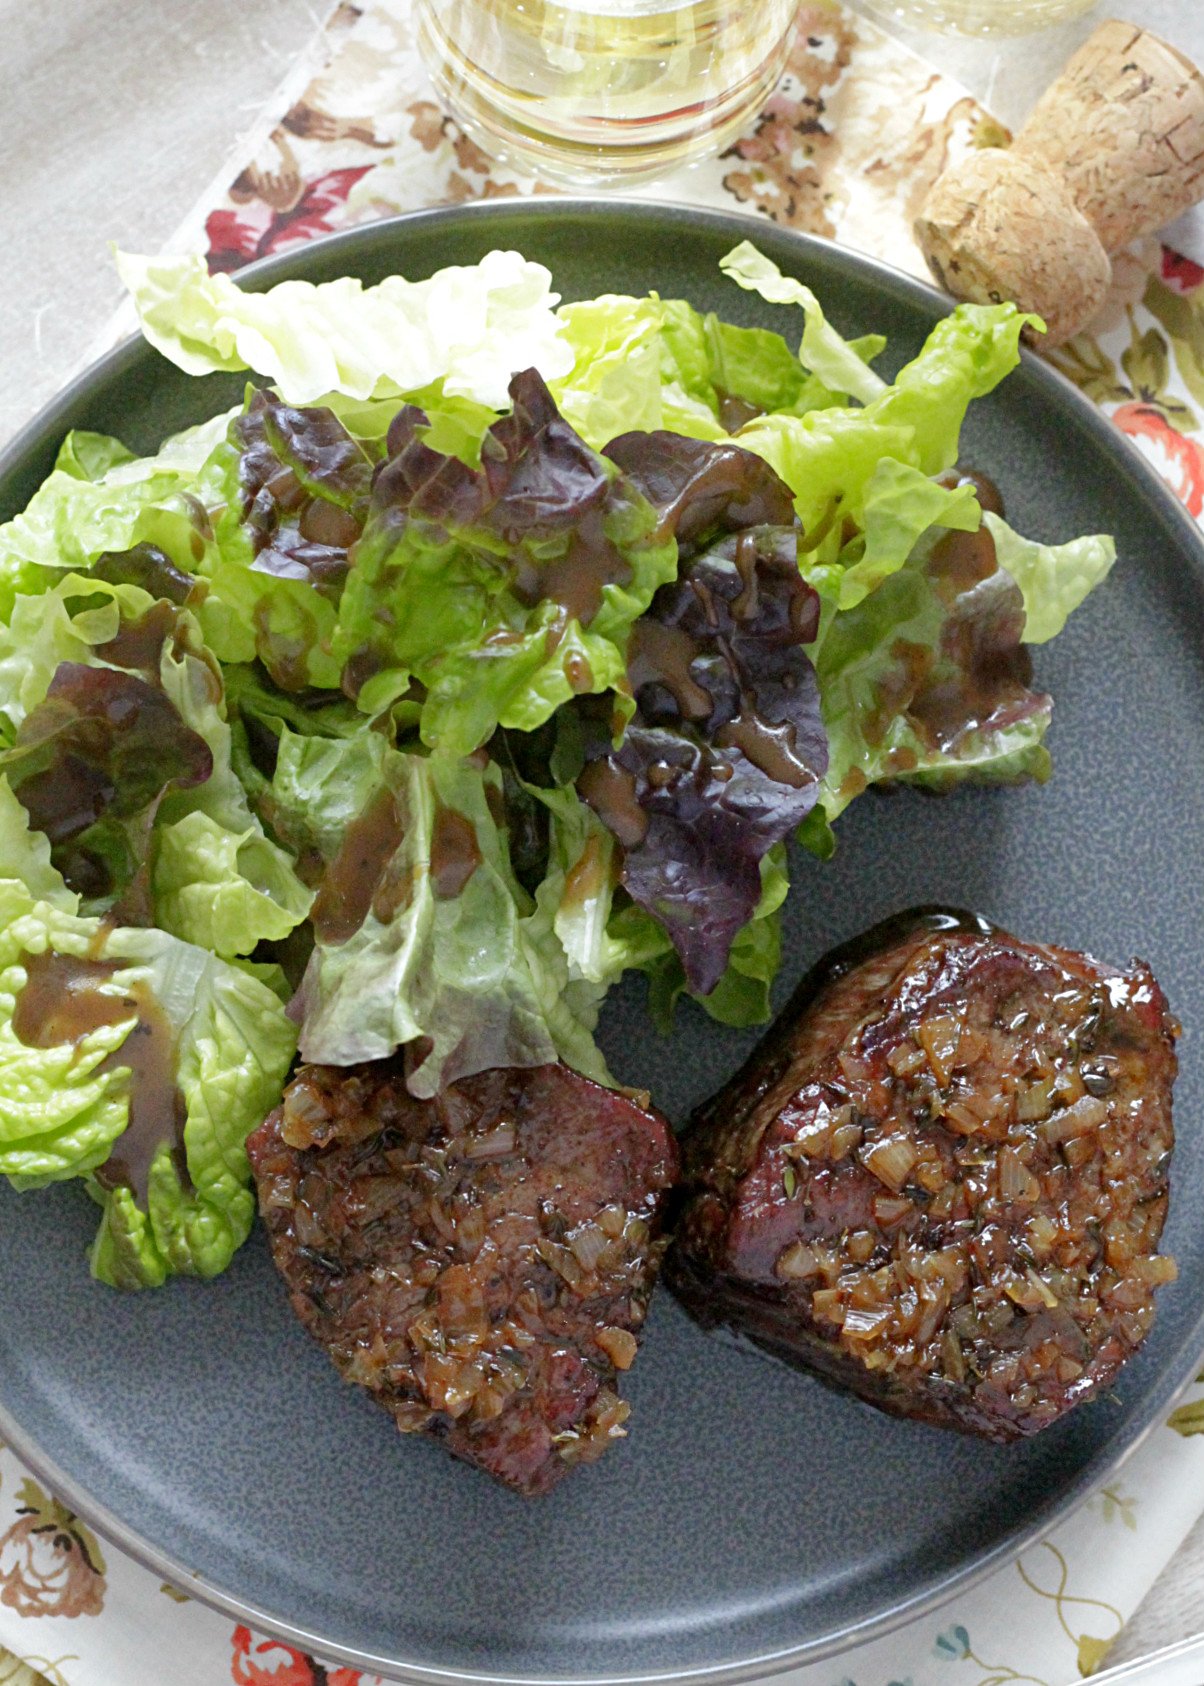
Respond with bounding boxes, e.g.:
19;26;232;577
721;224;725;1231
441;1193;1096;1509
1046;335;1131;409
1017;1543;1121;1680
1120;323;1172;406
934;1626;972;1659
1168;1397;1204;1436
1076;1636;1113;1677
1051;289;1199;433
932;1618;1051;1683
1097;1487;1137;1531
1144;272;1204;417
0;1651;67;1686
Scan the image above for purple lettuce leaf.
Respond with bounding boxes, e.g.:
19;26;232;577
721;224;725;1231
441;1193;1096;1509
331;369;676;752
234;390;375;596
579;436;827;996
375;365;613;541
604;430;797;546
2;660;212;900
92;542;198;606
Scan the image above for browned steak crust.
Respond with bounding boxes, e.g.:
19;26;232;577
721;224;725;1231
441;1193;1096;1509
248;1061;679;1496
665;910;1177;1441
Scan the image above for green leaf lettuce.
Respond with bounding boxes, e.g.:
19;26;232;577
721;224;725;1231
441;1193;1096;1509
0;575;312;955
0;802;296;1288
116;247;575;409
292;747;611;1097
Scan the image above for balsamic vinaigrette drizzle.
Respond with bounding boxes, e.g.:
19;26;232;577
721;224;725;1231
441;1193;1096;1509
576;758;648;849
310;788;405;946
12;948;188;1203
309;789;484;947
429;803;482;901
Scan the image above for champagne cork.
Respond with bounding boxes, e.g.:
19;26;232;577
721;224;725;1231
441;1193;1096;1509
915;20;1204;346
918;149;1111;346
1019;22;1204;252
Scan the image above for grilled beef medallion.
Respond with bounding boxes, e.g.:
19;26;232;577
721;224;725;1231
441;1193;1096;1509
248;1061;679;1496
666;910;1178;1441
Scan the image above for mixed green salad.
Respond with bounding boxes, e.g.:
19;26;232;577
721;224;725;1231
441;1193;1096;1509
0;242;1115;1289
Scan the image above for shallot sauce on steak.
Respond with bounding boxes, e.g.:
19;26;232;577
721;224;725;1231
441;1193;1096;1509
247;1061;679;1496
666;909;1178;1441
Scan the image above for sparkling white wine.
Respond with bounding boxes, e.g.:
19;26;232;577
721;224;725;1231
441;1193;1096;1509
414;0;801;184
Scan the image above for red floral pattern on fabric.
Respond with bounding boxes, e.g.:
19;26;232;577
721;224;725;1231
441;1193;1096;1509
230;1625;369;1685
1161;247;1204;295
1112;402;1204;519
205;167;374;274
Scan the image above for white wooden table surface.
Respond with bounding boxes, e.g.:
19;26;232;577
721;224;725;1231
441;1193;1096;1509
1;0;1201;1676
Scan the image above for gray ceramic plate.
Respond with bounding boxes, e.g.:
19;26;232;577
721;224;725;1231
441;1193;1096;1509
1;201;1203;1686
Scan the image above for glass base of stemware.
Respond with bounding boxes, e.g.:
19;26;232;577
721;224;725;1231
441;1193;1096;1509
414;3;796;190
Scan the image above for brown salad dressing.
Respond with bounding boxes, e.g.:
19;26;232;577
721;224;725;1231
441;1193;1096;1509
715;711;814;790
577;759;649;850
430;805;482;900
860;639;930;750
847;468;1022;757
731;530;761;619
514;510;632;630
929;520;999;603
13;949;187;1203
798;498;842;558
563;651;594;694
949;468;1004;517
930;469;1005;600
626;620;713;721
311;787;405;946
483;777;506;829
562;832;610;906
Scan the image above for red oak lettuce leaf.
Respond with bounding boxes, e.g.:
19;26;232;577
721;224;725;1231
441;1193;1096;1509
92;542;199;606
2;659;213;900
579;435;826;995
604;429;797;542
234;390;375;595
331;368;676;750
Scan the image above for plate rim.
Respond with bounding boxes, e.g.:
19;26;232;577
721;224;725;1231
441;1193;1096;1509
2;195;1203;1686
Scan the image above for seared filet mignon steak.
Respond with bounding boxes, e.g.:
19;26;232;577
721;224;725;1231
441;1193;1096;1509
248;1061;679;1495
666;909;1177;1441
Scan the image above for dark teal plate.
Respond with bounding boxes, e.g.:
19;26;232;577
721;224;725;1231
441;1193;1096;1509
1;201;1202;1685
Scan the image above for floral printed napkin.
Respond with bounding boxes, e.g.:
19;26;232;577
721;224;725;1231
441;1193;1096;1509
6;2;1204;1683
